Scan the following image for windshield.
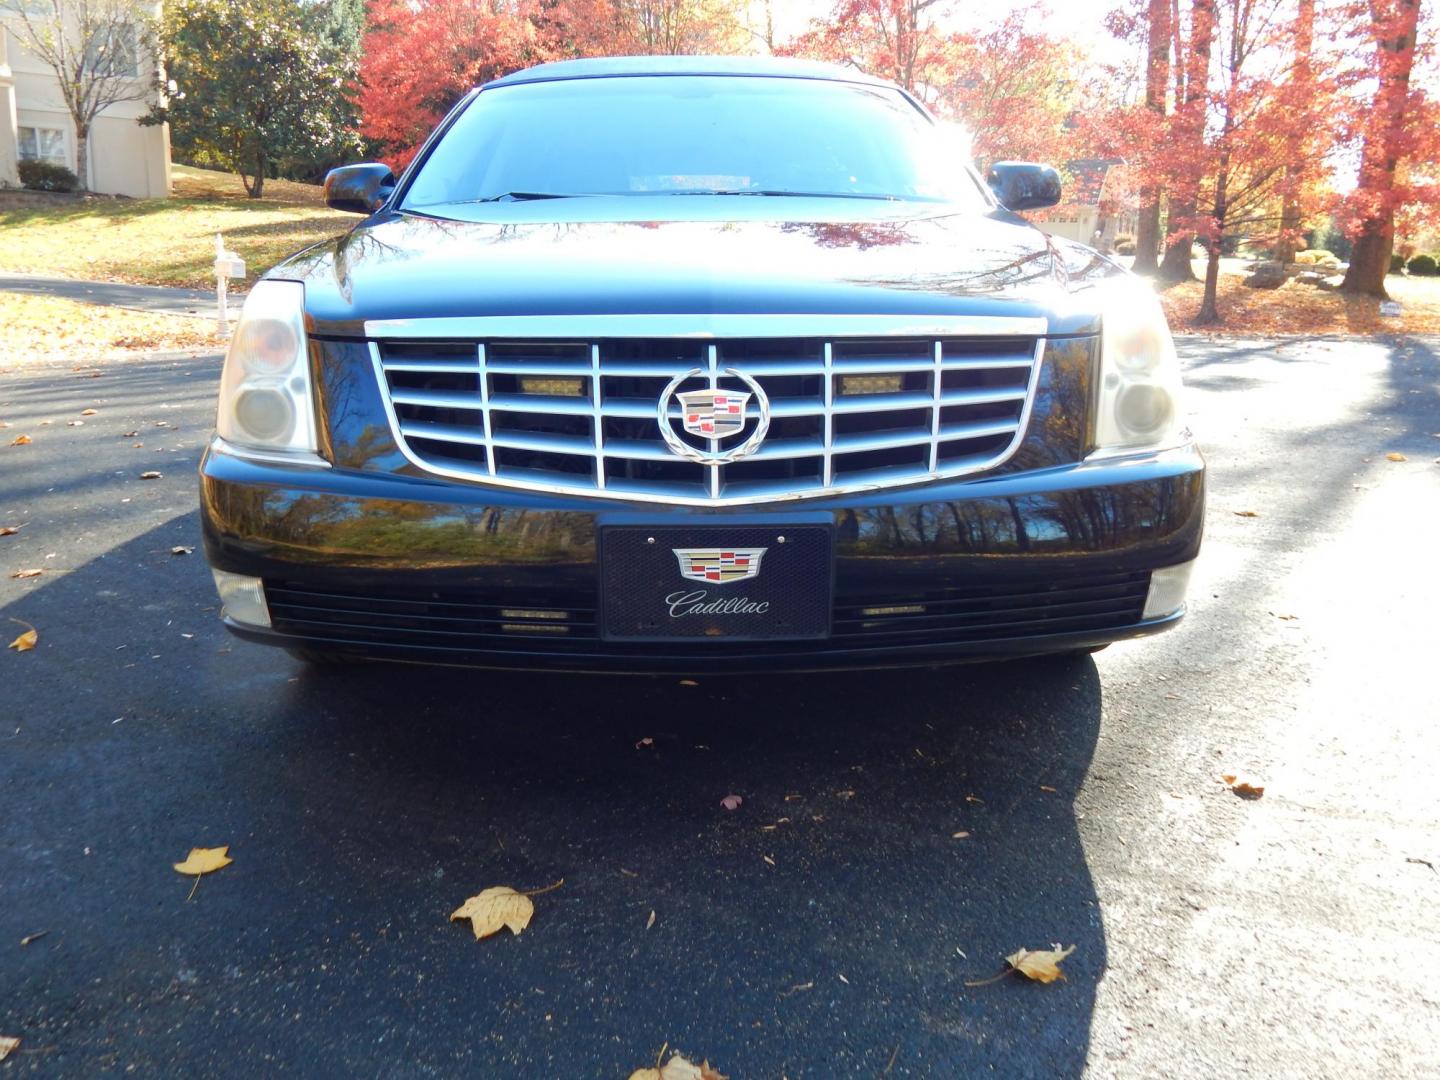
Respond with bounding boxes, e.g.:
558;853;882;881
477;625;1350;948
401;75;985;211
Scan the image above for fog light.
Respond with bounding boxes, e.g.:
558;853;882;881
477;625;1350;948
212;569;271;628
1116;382;1175;438
1143;560;1195;620
234;387;294;442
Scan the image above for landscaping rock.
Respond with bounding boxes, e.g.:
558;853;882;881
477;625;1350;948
1244;261;1287;289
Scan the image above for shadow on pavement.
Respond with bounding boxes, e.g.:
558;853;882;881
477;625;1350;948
4;521;1106;1077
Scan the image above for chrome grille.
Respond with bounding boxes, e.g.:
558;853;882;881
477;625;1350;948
369;315;1046;506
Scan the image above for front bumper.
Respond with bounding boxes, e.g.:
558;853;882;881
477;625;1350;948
200;440;1204;672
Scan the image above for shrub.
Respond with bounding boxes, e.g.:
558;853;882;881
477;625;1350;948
17;160;79;193
1293;251;1317;265
1390;253;1406;273
1113;234;1136;255
1407;253;1439;276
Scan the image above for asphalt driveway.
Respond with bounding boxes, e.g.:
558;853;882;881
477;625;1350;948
2;337;1438;1077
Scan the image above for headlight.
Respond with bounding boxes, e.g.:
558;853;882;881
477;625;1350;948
1093;286;1187;453
216;280;317;453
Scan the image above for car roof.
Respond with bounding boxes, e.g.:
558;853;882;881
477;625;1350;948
484;55;898;91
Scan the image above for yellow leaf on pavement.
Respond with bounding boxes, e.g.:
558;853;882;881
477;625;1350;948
1006;944;1076;983
628;1054;728;1080
450;882;564;940
80;409;98;416
173;846;233;875
1221;773;1265;799
9;434;32;446
1386;452;1407;462
8;629;37;652
0;1036;19;1061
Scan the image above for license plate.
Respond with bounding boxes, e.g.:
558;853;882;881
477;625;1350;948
600;524;833;641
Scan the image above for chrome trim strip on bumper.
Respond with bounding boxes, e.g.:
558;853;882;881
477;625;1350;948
210;435;332;469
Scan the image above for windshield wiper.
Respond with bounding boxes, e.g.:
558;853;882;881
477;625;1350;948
470;191;589;203
672;189;901;201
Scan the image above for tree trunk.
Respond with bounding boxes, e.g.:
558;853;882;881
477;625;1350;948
242;146;267;199
1158;0;1217;284
1340;0;1421;298
1275;0;1316;265
1132;0;1172;275
1196;161;1227;325
74;121;90;193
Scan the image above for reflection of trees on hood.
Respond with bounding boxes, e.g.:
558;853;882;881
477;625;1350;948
780;222;920;251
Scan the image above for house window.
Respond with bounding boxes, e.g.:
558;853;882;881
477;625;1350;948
18;126;68;166
84;23;140;78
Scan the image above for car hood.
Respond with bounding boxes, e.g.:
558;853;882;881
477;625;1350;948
275;197;1121;337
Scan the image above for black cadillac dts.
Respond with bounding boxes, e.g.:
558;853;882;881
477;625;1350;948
200;56;1204;671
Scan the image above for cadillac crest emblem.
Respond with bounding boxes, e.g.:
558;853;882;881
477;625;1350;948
671;547;767;585
678;389;749;439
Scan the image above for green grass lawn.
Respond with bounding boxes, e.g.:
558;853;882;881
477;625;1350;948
0;166;353;289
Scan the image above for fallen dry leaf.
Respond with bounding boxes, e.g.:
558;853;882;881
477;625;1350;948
0;1036;18;1062
10;434;32;446
635;736;654;749
678;679;698;686
8;626;37;652
952;830;971;839
451;887;532;939
762;854;776;866
1233;510;1260;518
10;569;43;579
1039;785;1057;793
140;471;162;480
0;524;23;536
1221;774;1265;799
1386;452;1408;462
450;878;563;941
629;1053;729;1080
171;546;193;556
646;909;656;930
80;408;97;416
966;944;1078;987
1007;944;1076;983
720;794;742;810
173;846;232;876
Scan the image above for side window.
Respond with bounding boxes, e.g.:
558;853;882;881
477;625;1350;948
17;126;67;165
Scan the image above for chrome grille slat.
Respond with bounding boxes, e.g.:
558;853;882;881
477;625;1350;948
371;319;1046;507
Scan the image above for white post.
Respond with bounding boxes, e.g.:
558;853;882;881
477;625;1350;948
215;232;228;336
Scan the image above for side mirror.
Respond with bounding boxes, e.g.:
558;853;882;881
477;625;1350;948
986;162;1062;212
324;163;395;214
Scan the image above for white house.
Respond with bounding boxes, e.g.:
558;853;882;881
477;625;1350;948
0;7;169;198
1034;159;1138;252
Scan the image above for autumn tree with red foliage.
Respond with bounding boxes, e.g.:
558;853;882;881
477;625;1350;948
786;2;1082;168
940;10;1083;166
1338;0;1434;296
360;0;751;167
360;0;542;168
